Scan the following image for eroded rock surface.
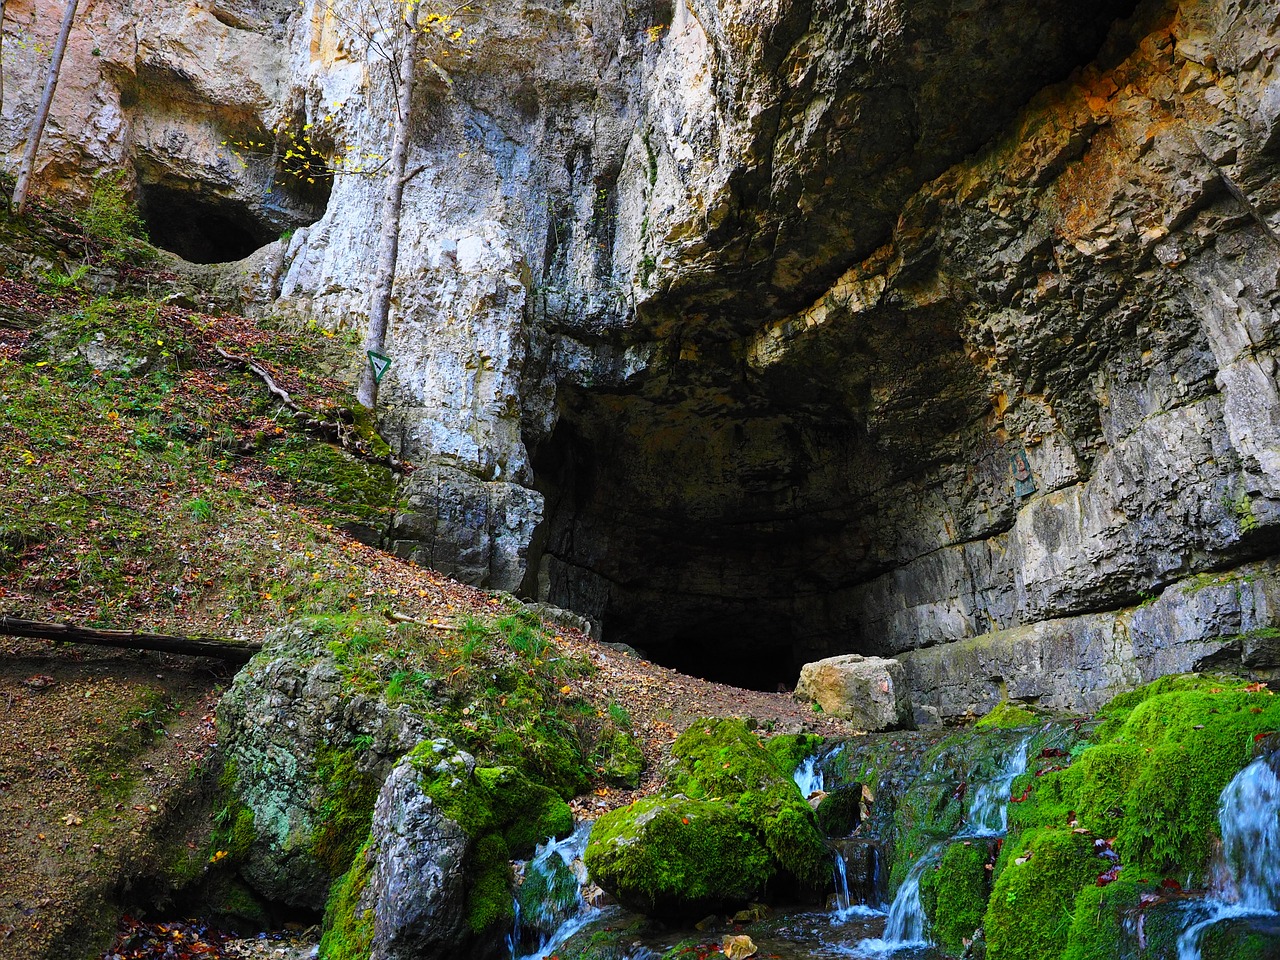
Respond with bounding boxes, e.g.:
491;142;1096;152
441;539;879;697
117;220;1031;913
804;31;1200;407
794;654;913;731
9;0;1280;704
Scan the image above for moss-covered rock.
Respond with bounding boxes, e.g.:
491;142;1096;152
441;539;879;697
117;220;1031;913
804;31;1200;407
1010;675;1280;879
986;829;1106;960
593;724;646;788
319;840;375;960
409;741;573;860
975;700;1041;730
668;718;830;888
764;733;825;776
584;796;773;917
919;840;993;955
815;785;862;837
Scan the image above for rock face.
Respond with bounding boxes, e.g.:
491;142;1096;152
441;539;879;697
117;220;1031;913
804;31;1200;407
216;624;424;908
12;0;1280;701
365;753;471;960
794;654;913;731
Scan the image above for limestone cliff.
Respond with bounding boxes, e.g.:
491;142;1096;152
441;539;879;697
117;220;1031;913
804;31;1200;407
9;0;1279;713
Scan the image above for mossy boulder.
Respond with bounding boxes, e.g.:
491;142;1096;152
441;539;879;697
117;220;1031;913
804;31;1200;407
593;725;646;788
322;742;574;960
984;675;1280;960
667;718;831;888
1010;675;1280;879
919;840;994;954
986;829;1107;960
815;785;862;837
975;700;1041;730
584;797;773;916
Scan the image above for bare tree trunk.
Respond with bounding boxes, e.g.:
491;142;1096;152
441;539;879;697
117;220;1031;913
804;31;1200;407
11;0;78;214
0;0;8;120
354;1;418;410
0;616;261;663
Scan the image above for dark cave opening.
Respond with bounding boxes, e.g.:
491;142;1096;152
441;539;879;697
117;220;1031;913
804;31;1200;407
137;183;277;264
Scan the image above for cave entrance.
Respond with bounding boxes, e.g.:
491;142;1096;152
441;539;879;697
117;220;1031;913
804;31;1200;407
530;386;877;692
137;183;277;264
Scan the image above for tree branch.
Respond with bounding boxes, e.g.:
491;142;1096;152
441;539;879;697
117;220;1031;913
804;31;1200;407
0;616;261;663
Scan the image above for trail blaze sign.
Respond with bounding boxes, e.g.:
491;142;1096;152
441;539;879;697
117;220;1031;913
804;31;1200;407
367;350;393;383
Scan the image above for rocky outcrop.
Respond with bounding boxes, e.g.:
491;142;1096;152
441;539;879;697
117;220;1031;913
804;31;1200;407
216;624;424;908
364;751;472;960
10;0;1280;701
794;654;913;731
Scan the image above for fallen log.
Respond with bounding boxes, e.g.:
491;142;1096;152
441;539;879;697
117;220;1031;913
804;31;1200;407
0;616;262;664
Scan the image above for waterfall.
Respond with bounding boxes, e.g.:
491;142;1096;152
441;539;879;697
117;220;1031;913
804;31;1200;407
961;737;1029;838
508;822;599;960
1176;758;1280;960
857;734;1032;953
795;753;826;798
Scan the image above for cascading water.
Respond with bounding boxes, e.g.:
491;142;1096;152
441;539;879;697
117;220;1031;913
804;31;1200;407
795;753;827;798
508;822;599;960
858;734;1033;954
795;747;883;924
1176;757;1280;960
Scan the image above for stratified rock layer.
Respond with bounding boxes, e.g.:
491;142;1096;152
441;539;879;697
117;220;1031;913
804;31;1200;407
9;0;1280;705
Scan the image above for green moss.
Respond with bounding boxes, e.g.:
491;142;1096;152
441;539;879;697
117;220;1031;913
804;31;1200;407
975;701;1041;730
262;439;396;523
986;829;1106;960
312;745;381;878
764;733;825;775
668;718;829;887
1011;677;1280;880
202;873;272;927
466;834;514;934
593;724;645;788
1060;878;1181;960
919;841;992;954
1199;919;1280;960
210;757;257;863
319;840;375;960
815;786;861;837
409;752;572;858
584;796;773;917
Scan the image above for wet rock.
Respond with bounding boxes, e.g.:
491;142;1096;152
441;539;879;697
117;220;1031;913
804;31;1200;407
795;655;913;731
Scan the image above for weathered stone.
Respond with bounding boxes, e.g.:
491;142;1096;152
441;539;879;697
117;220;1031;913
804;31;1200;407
898;560;1280;722
795;655;912;731
388;462;542;592
366;753;471;960
216;623;424;908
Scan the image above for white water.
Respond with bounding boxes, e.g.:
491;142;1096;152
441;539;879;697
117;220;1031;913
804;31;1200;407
1176;758;1280;960
796;754;827;798
853;735;1033;955
508;822;599;960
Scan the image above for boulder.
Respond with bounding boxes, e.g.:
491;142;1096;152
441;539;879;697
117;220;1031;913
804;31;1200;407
365;753;472;960
794;655;913;731
583;797;773;918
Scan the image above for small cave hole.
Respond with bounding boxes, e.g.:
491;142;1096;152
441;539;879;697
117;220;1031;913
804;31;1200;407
138;184;276;264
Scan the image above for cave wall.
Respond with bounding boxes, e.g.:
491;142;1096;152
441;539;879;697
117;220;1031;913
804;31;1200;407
8;0;1280;708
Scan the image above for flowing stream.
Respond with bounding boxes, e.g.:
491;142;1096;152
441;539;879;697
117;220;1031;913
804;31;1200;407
1176;757;1280;960
507;822;599;960
856;735;1032;954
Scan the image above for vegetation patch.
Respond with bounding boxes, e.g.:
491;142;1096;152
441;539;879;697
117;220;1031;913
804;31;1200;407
918;840;994;954
584;796;773;917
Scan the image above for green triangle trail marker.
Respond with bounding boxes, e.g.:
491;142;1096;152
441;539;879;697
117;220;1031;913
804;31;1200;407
367;350;393;383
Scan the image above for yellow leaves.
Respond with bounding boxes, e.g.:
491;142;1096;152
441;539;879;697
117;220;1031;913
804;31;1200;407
61;812;83;826
20;449;36;466
559;684;572;695
209;849;229;864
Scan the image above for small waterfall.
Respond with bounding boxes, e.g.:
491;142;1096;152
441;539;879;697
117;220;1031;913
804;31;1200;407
1176;758;1280;960
961;737;1029;838
857;734;1032;953
508;822;599;960
795;753;826;798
